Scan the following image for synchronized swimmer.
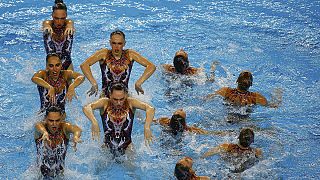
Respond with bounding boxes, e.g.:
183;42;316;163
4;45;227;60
31;0;283;179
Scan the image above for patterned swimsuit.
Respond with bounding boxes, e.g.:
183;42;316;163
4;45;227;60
37;71;68;113
35;127;69;178
44;27;73;70
99;50;133;97
101;101;134;155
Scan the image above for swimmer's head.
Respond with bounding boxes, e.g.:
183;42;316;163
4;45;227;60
52;0;67;29
109;83;128;107
46;54;62;78
236;71;253;91
173;50;189;74
109;30;126;56
174;157;195;180
45;106;63;133
169;111;187;135
239;128;254;148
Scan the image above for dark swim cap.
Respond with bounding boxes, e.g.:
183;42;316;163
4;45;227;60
174;163;193;180
173;55;189;74
53;0;67;12
236;71;253;86
239;128;254;148
169;114;186;135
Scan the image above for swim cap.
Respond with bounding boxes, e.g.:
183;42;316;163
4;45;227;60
173;55;189;74
239;128;254;147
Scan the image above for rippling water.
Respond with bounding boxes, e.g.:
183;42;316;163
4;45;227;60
0;0;319;179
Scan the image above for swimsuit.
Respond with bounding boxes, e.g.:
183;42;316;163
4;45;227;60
44;27;73;70
35;127;69;178
101;100;134;155
37;71;68;113
99;50;133;97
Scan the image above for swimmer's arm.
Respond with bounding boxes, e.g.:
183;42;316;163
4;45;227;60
187;126;210;135
34;122;48;140
255;148;263;158
162;64;173;72
255;93;268;107
129;50;156;95
204;87;228;100
265;88;283;108
154;117;170;126
201;144;228;158
129;97;155;143
80;48;108;87
83;98;108;140
31;70;53;90
196;176;211;180
63;122;82;151
42;20;53;35
64;19;75;35
207;129;235;136
65;70;85;89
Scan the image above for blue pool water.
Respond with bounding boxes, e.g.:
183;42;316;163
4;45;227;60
0;0;319;179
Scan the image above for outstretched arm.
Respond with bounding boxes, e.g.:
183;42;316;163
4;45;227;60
153;117;170;126
80;49;107;97
204;87;228;100
129;50;156;95
63;122;82;151
31;70;56;103
266;88;283;108
129;97;155;145
201;144;228;158
65;70;85;102
83;98;108;141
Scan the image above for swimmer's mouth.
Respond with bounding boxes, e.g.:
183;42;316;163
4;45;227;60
52;127;57;131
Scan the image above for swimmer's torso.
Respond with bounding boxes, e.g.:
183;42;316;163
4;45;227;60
224;88;257;106
100;49;133;97
101;100;134;154
44;27;73;70
37;71;68;112
35;127;69;178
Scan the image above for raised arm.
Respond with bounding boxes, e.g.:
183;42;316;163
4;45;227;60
63;122;82;151
83;97;108;140
65;70;85;102
129;97;155;145
80;48;107;96
129;50;156;95
31;70;56;103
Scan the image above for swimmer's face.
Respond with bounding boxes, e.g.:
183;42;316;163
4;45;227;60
52;9;67;29
46;56;62;78
110;34;125;57
110;89;127;107
46;112;62;134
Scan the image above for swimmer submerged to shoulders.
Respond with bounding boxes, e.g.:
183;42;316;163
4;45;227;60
83;83;155;156
174;157;210;180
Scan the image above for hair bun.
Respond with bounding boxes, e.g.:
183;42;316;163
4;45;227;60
55;0;64;4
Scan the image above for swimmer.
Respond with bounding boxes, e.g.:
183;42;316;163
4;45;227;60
154;109;229;136
83;83;155;156
205;70;282;107
201;128;262;173
43;0;75;70
31;53;85;115
34;106;82;179
80;30;156;97
162;49;201;75
174;157;210;180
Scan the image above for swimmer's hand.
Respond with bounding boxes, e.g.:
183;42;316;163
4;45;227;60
87;84;98;97
64;26;75;36
91;122;100;141
40;131;51;145
47;86;56;103
71;135;82;152
66;85;76;102
135;82;144;95
144;127;153;145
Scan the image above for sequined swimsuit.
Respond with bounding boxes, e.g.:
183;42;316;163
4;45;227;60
35;127;69;178
100;50;133;97
37;71;68;113
224;88;257;106
101;101;134;155
44;27;73;70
